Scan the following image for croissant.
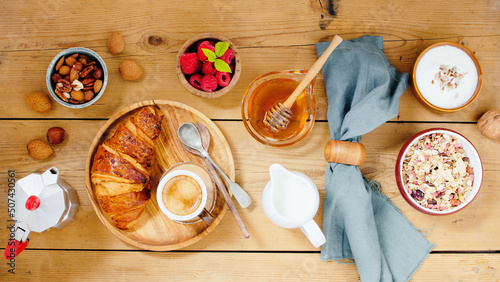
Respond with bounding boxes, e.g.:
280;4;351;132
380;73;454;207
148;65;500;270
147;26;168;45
91;106;164;230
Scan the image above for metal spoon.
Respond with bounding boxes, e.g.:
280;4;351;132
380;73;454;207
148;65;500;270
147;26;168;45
177;123;252;208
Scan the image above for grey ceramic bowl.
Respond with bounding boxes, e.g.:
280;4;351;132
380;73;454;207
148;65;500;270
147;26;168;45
46;47;108;108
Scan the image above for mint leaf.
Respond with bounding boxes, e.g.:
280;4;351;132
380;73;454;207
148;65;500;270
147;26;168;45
203;49;217;62
215;42;230;57
214;59;232;73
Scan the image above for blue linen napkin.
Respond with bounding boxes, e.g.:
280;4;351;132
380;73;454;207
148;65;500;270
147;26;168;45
315;35;435;282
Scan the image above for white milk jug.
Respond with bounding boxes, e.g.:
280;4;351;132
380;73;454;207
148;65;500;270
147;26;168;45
262;163;326;248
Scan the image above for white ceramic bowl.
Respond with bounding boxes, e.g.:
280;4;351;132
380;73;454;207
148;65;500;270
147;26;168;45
412;42;483;112
395;128;483;215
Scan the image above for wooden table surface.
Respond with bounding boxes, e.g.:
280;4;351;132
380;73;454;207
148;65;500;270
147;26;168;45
1;0;499;280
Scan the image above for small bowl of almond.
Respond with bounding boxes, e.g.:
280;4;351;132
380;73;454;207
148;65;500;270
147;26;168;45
46;47;108;108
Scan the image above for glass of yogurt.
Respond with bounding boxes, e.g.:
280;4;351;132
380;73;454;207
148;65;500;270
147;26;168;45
412;42;483;112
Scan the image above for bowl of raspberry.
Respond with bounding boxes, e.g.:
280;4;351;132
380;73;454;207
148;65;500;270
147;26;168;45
176;33;241;98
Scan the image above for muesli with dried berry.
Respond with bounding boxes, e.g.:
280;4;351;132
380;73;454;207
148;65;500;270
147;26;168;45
402;133;474;211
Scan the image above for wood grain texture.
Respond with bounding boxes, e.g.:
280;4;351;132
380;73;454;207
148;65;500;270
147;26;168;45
0;1;498;121
1;1;499;280
1;251;499;281
1;121;499;251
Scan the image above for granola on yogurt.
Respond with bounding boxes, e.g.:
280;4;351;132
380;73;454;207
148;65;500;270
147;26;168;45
402;133;474;211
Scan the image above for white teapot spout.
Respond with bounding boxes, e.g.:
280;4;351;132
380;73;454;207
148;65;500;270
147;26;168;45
41;167;59;186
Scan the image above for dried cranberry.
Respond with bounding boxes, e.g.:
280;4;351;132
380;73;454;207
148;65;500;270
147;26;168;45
411;189;424;201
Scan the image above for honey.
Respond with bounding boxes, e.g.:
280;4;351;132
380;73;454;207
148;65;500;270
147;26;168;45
247;78;309;141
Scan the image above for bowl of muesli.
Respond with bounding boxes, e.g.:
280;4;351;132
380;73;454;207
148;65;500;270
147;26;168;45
395;128;483;215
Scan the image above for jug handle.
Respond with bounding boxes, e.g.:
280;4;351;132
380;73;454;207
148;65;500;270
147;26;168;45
41;167;59;186
300;219;326;248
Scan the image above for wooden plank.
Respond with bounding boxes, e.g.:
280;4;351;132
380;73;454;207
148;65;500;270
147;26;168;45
1;251;499;281
0;1;498;121
1;120;499;251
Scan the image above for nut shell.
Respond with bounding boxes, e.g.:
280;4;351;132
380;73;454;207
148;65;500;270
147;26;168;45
47;127;66;144
27;139;54;160
108;31;125;55
119;60;143;80
478;110;500;139
25;92;52;113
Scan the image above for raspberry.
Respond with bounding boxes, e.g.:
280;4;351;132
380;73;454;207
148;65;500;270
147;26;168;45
215;72;231;87
189;73;203;90
220;48;235;65
180;52;201;75
197;41;215;61
201;74;218;92
202;61;217;75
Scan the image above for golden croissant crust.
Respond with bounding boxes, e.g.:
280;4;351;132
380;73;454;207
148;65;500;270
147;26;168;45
91;106;164;230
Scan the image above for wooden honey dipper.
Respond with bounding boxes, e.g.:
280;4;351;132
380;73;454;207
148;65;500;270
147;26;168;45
263;35;343;131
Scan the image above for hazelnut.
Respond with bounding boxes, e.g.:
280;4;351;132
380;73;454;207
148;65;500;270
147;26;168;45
47;127;66;144
73;61;83;71
84;90;94;101
51;73;62;83
93;69;103;79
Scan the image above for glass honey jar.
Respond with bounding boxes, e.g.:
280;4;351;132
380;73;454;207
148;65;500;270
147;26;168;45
242;70;316;147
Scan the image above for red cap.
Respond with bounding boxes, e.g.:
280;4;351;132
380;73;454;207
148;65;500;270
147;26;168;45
25;195;40;211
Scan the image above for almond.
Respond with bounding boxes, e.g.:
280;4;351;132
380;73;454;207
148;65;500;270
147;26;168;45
94;79;103;93
59;65;71;75
108;31;124;55
27;139;53;160
55;56;65;71
71;90;85;101
65;56;77;67
25;92;52;113
119;60;143;81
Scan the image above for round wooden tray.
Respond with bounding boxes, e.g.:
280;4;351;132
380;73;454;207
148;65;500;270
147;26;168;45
84;100;233;251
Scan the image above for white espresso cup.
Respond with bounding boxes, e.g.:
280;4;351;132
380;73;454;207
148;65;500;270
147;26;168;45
262;164;326;248
157;169;213;224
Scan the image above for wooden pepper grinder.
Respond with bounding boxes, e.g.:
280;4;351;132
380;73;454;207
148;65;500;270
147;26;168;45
324;140;366;166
